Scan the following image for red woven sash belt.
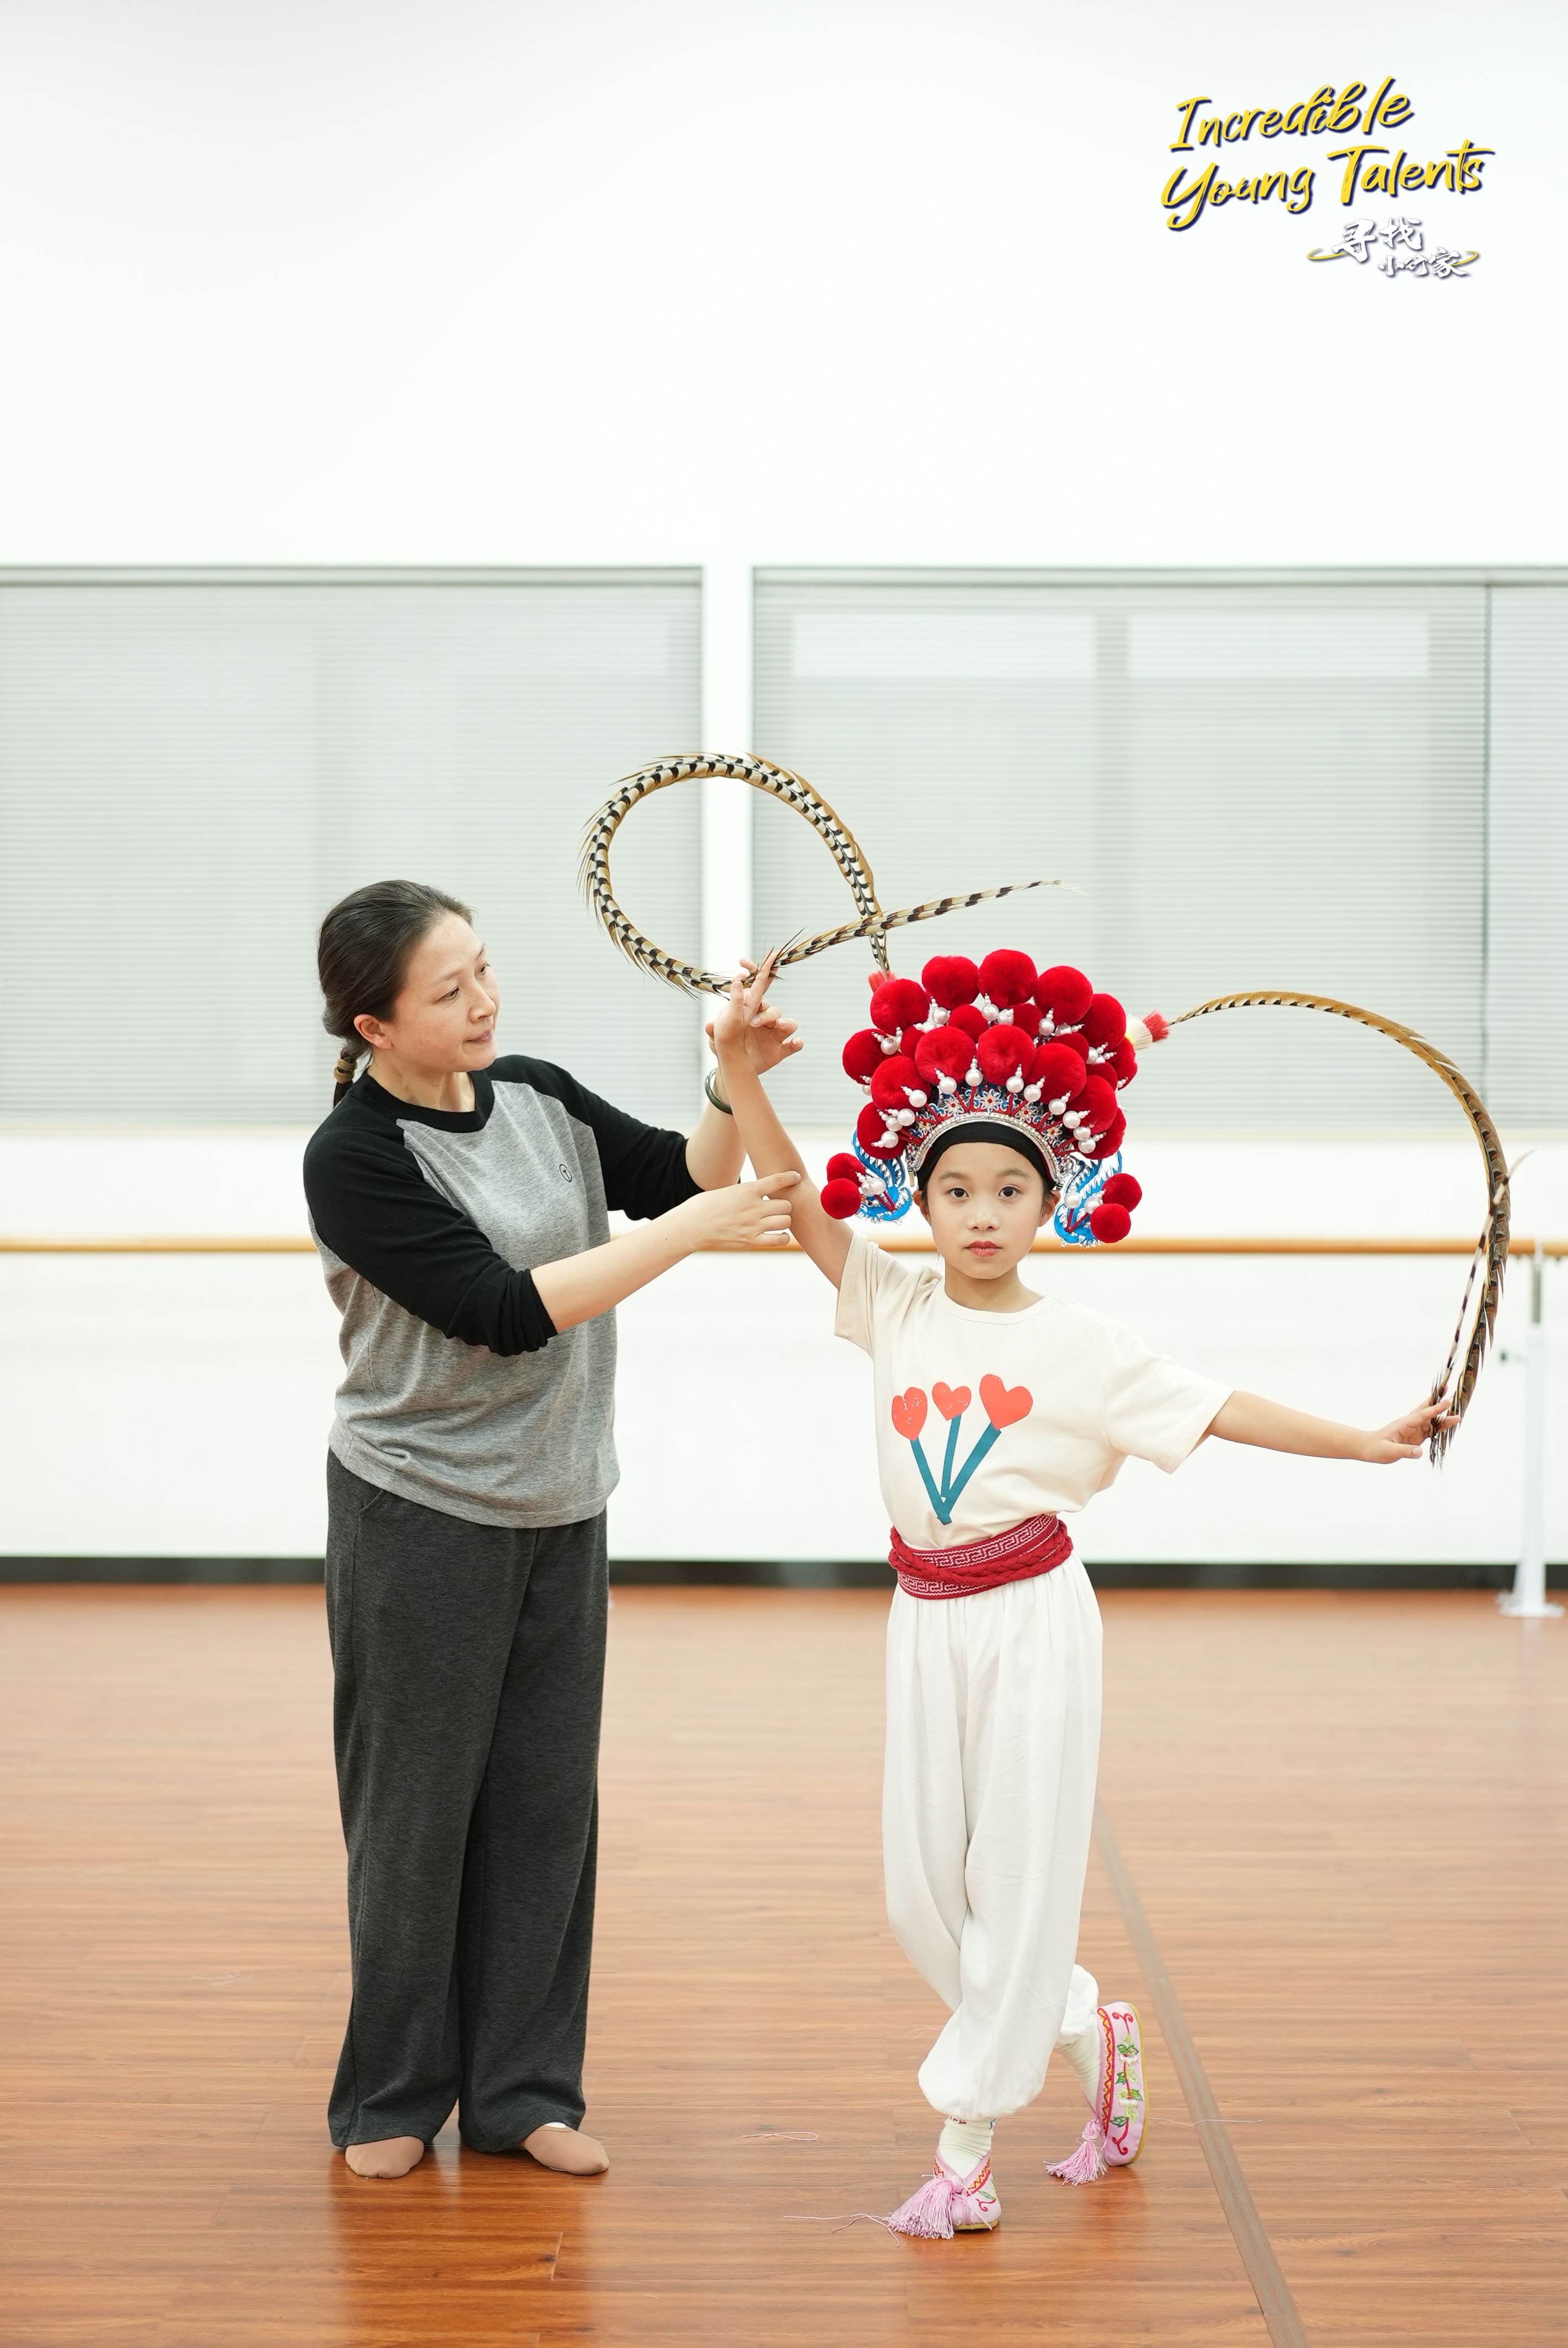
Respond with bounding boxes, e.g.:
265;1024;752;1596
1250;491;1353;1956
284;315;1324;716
888;1512;1074;1601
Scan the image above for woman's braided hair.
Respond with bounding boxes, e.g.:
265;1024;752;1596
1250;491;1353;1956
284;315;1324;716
318;881;472;1105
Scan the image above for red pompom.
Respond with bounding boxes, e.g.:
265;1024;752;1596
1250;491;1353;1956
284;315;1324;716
841;1029;885;1086
1073;1074;1118;1134
1081;992;1127;1051
1089;1202;1132;1244
977;1025;1034;1086
870;1054;925;1111
977;949;1037;1010
1008;1002;1043;1041
922;955;981;1009
1100;1171;1143;1210
1109;1037;1138;1089
1055;1029;1091;1063
825;1152;863;1186
869;977;931;1034
1035;965;1094;1026
1029;1041;1087;1104
914;1029;974;1088
821;1178;863;1221
947;1003;987;1043
1088;1111;1127;1161
856;1103;904;1158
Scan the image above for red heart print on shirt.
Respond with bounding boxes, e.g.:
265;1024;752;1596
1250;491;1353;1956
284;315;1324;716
979;1373;1033;1429
931;1382;971;1421
890;1388;929;1440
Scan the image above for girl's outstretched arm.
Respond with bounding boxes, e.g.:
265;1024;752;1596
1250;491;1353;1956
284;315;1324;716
1207;1391;1455;1464
711;956;855;1291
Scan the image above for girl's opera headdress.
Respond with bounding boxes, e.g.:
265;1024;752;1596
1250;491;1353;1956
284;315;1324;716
581;753;1512;1458
819;949;1164;1245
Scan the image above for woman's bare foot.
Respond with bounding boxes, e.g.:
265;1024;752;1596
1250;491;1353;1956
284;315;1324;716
344;2135;425;2179
522;2123;609;2175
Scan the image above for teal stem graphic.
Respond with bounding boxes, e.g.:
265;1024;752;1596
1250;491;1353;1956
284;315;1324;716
906;1435;952;1526
944;1422;1001;1511
940;1414;962;1498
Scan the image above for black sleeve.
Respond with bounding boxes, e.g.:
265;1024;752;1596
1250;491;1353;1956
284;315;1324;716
507;1058;703;1221
303;1109;558;1358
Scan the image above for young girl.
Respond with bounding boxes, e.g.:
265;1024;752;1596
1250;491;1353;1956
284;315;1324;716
710;946;1451;2237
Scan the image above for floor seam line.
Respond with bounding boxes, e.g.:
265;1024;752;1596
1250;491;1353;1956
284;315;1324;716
1094;1794;1311;2348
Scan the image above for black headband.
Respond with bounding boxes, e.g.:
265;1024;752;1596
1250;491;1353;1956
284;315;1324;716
915;1118;1059;1194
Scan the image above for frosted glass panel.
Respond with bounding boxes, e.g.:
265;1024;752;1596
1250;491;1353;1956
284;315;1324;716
754;573;1566;1134
0;573;702;1125
793;609;1096;679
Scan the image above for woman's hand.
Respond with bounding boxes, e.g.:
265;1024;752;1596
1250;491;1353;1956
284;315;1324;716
673;1171;800;1249
1359;1397;1458;1463
533;1171;800;1331
707;954;802;1079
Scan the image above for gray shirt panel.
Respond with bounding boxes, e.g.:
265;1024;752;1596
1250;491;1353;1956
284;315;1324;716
318;1084;618;1528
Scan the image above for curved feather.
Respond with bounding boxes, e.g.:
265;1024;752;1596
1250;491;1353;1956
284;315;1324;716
579;752;1066;996
1168;991;1509;1458
582;763;1504;1460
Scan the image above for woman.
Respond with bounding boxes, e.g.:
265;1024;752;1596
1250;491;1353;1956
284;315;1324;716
304;879;799;2181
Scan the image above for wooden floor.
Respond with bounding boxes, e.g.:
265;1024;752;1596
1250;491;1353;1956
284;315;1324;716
2;1587;1564;2346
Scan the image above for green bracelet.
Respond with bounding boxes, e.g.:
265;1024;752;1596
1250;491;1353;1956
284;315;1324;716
703;1069;733;1115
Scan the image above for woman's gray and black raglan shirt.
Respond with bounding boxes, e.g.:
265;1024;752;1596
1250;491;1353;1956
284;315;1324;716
303;1058;701;1529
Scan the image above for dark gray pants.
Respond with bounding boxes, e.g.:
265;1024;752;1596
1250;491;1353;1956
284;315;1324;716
324;1451;608;2152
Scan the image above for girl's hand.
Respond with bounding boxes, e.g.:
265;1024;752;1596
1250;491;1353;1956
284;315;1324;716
1360;1398;1458;1463
674;1171;799;1249
708;953;802;1078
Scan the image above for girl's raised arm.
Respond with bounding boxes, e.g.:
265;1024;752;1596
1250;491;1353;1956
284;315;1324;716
711;957;855;1290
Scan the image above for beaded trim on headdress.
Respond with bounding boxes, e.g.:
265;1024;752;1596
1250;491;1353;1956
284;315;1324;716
821;949;1168;1247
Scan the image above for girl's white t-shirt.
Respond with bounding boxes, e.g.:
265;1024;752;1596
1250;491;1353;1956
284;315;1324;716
834;1232;1231;1549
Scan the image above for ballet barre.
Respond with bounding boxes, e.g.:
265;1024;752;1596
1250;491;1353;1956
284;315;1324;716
1;1234;1564;1255
3;1233;1560;1617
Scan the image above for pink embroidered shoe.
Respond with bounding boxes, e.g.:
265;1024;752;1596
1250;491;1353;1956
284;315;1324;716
1047;2001;1147;2183
885;2147;1000;2236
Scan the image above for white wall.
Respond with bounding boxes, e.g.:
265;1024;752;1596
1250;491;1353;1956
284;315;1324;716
0;4;1562;1562
0;1;1561;578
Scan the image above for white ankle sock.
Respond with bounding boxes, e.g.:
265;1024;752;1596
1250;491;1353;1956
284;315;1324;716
1060;2014;1105;2100
938;2116;994;2172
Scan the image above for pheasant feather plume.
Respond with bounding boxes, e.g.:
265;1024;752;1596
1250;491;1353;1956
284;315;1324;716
1169;992;1510;1458
580;753;1064;997
581;758;1508;1455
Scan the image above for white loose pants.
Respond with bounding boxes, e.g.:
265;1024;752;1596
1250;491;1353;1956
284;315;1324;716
884;1556;1103;2122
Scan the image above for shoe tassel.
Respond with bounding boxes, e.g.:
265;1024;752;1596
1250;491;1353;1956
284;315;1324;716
885;2153;992;2237
1046;2117;1109;2184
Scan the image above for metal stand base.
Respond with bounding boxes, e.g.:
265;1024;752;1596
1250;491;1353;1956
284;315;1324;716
1498;1590;1563;1618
